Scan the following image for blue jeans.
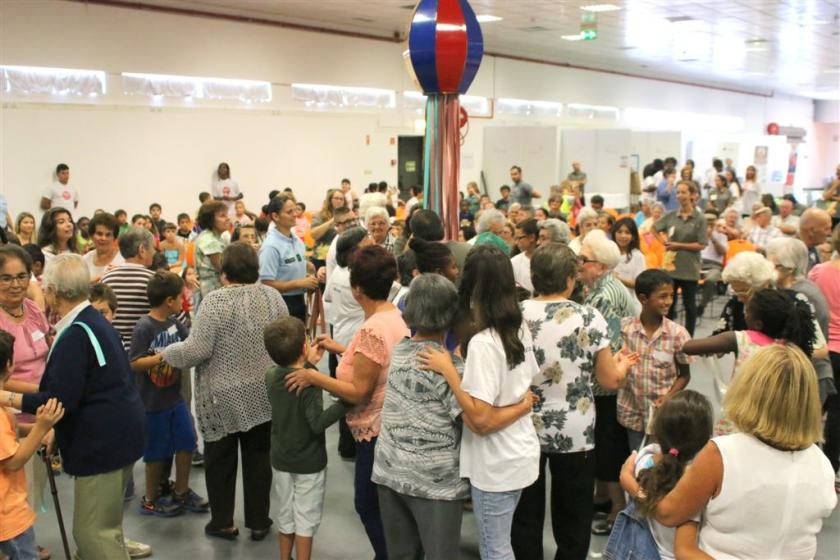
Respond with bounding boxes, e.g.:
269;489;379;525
354;438;387;559
471;486;522;560
0;526;38;560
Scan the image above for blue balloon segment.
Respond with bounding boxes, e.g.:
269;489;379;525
457;0;483;94
408;0;440;94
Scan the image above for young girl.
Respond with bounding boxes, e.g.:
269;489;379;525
178;266;201;326
233;200;254;228
159;224;185;272
611;217;646;290
608;390;713;560
682;288;817;433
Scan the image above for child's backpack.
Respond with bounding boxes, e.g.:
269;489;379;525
604;498;662;560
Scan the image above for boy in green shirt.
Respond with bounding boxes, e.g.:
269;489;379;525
264;317;350;560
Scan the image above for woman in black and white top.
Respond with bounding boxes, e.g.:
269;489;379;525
163;242;288;542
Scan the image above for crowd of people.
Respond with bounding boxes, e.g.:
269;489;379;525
0;158;838;560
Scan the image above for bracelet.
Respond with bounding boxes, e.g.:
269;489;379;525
6;392;15;407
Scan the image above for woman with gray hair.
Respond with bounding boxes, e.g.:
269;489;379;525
569;207;599;254
713;250;777;335
472;208;510;254
1;253;146;559
537;218;571;246
371;273;472;559
578;229;637;535
513;242;635;559
364;206;395;254
767;237;836;402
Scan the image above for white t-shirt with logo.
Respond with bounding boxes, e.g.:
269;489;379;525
212;178;241;216
459;326;540;492
42;183;77;210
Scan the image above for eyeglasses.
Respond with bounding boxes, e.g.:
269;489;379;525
577;255;597;265
0;273;30;286
336;219;358;228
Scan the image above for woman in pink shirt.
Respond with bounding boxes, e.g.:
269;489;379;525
0;245;50;399
808;225;840;479
285;245;408;560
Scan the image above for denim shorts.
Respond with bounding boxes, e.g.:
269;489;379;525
144;400;196;462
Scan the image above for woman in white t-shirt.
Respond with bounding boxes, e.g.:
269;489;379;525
620;344;836;560
82;212;125;283
611;217;647;291
738;165;761;217
420;244;539;560
510;218;538;295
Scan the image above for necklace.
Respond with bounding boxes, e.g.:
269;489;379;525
1;304;24;319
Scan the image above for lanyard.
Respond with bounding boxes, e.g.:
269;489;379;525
47;322;106;367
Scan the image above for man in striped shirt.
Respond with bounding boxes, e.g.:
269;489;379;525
102;228;156;350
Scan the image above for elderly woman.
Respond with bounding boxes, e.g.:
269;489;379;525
82;212;124;282
372;274;487;559
569;207;598;254
767;237;836;402
720;207;743;241
259;194;318;322
537;218;571;247
162;242;288;541
364;206;395;255
713;251;776;335
512;243;634;560
472;208;510;254
286;246;409;559
621;345;836;559
577;228;637;534
655;180;707;336
0;254;145;559
193;200;231;297
38;207;77;268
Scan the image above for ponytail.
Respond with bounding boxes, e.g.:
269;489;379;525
634;390;713;518
748;289;816;357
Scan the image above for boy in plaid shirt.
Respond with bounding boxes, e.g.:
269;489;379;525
618;269;692;451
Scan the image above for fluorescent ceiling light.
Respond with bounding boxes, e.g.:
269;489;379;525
561;34;584;41
476;15;502;23
823;68;840;74
581;4;621;12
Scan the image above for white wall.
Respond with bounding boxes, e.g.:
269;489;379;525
0;0;821;221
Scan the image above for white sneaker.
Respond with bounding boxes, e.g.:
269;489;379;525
125;538;152;559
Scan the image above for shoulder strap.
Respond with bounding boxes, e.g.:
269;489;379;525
71;322;107;367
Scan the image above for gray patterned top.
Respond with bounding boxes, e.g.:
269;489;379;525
371;338;469;501
162;283;288;443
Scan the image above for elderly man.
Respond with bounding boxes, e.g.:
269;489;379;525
567;161;587;194
799;208;833;271
772;198;800;237
0;254;145;560
101;228;156;349
747;206;781;250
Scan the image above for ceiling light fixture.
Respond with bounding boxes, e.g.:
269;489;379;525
476;15;502;23
581;4;621;13
561;34;584;41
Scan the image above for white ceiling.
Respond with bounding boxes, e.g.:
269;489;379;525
102;0;840;99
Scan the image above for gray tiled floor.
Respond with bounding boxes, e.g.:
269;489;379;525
31;311;839;559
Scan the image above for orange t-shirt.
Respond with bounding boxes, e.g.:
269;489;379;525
0;409;35;541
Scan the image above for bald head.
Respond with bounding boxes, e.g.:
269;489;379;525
799;208;832;247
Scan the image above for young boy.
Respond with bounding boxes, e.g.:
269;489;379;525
176;214;194;241
0;330;64;559
129;271;207;517
264;317;350;560
90;283;119;322
618;269;693;451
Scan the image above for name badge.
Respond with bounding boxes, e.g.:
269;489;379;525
284;257;297;264
668;226;676;237
167;324;178;336
653;350;673;363
31;329;46;342
710;194;718;201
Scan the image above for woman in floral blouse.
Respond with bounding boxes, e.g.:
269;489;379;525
512;242;635;560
